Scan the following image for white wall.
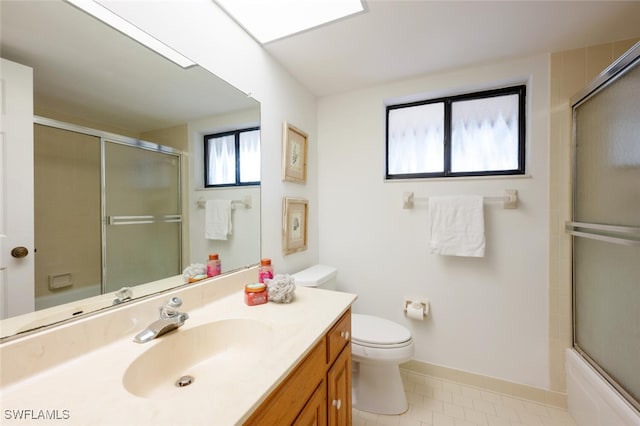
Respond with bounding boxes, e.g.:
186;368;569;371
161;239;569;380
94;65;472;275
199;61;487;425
100;0;320;275
317;54;551;389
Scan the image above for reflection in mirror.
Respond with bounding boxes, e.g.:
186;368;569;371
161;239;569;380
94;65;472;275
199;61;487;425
0;0;261;339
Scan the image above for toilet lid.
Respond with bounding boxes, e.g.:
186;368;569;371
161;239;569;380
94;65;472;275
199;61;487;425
351;313;411;346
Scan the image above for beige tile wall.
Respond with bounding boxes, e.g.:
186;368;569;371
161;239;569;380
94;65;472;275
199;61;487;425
548;37;639;392
139;123;188;151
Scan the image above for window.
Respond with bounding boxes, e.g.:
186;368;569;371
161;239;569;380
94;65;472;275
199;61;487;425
204;127;260;187
386;85;526;179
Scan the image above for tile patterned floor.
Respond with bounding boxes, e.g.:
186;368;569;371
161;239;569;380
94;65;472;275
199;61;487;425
352;371;577;426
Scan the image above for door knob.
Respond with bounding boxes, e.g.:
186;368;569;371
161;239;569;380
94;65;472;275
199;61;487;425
11;247;29;258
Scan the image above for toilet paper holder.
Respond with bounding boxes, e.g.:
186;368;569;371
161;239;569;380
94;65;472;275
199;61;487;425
404;298;429;319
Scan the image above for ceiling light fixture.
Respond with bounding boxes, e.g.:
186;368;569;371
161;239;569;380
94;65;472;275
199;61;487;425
65;0;196;68
214;0;365;44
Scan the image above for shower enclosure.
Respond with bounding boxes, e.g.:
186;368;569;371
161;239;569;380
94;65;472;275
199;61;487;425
566;42;640;421
34;119;182;309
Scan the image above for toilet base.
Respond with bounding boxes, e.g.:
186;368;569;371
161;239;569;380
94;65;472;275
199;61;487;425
352;360;408;415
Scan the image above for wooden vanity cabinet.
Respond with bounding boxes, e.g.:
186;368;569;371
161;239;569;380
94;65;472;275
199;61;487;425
244;308;352;426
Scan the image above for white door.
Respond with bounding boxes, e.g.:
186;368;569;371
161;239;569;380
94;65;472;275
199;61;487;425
0;58;35;319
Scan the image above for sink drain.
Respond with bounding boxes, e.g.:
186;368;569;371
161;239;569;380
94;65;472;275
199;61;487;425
175;375;195;388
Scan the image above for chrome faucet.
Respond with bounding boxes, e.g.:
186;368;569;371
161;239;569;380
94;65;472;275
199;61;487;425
133;297;189;343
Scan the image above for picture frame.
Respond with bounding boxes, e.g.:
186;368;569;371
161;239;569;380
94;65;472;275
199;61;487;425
283;197;308;255
282;121;308;183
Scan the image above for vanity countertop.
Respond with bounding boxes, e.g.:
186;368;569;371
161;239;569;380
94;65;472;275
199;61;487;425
0;286;356;425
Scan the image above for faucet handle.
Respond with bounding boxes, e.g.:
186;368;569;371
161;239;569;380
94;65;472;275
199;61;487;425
160;296;184;318
166;296;183;309
113;287;133;305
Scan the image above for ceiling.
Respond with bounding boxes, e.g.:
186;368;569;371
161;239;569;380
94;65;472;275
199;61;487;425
262;1;640;96
2;0;639;118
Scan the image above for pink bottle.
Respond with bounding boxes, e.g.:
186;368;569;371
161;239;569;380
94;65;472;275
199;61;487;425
258;258;274;283
206;253;221;277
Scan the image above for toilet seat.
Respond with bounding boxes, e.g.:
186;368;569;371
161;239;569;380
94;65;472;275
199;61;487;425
352;339;412;349
351;314;412;348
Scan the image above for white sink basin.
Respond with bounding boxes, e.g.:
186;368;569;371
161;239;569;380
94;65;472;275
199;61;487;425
123;318;274;399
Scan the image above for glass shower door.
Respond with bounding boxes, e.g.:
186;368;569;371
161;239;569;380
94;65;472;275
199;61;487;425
103;141;181;292
568;47;640;411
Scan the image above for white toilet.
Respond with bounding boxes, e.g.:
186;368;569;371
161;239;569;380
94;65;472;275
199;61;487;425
292;265;415;415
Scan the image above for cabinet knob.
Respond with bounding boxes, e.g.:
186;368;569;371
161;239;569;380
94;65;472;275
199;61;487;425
340;330;350;341
332;399;342;410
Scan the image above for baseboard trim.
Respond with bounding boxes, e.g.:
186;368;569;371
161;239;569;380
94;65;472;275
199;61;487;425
401;359;567;408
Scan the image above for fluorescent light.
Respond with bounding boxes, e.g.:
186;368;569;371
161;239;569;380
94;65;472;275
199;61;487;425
215;0;365;44
65;0;196;68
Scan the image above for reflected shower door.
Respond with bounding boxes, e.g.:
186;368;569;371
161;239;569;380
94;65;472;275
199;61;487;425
103;141;181;293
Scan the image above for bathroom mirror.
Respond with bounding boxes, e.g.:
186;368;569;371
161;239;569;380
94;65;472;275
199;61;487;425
0;0;261;339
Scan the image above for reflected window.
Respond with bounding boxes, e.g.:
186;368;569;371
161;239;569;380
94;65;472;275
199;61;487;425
205;127;260;187
386;85;526;179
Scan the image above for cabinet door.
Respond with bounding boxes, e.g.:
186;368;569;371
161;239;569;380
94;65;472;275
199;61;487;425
293;380;327;426
244;338;326;425
327;346;351;426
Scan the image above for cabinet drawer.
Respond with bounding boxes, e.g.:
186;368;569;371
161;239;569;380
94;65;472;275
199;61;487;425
326;310;351;365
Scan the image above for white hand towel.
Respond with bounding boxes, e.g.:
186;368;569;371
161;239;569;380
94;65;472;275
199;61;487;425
429;195;485;257
205;199;232;240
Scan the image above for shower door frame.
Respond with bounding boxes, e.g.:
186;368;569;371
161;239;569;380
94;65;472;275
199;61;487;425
33;116;183;295
567;42;640;413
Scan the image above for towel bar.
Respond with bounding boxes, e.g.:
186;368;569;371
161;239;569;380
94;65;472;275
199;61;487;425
402;190;518;209
565;221;640;247
195;196;252;209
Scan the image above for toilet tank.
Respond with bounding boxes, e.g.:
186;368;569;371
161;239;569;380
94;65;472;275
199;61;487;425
292;265;337;290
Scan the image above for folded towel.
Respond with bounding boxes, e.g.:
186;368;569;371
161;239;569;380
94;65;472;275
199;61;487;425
429;195;485;257
205;199;232;240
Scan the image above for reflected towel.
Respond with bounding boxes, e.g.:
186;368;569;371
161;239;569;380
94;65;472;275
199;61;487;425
429;195;485;257
205;199;232;240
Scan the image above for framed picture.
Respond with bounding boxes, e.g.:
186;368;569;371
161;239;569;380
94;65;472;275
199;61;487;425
282;121;308;183
283;197;308;255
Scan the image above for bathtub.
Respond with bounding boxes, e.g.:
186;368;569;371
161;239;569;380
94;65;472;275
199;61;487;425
566;349;640;426
35;284;101;310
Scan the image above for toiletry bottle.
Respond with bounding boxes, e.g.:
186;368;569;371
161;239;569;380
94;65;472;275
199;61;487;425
206;253;221;277
258;258;274;283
